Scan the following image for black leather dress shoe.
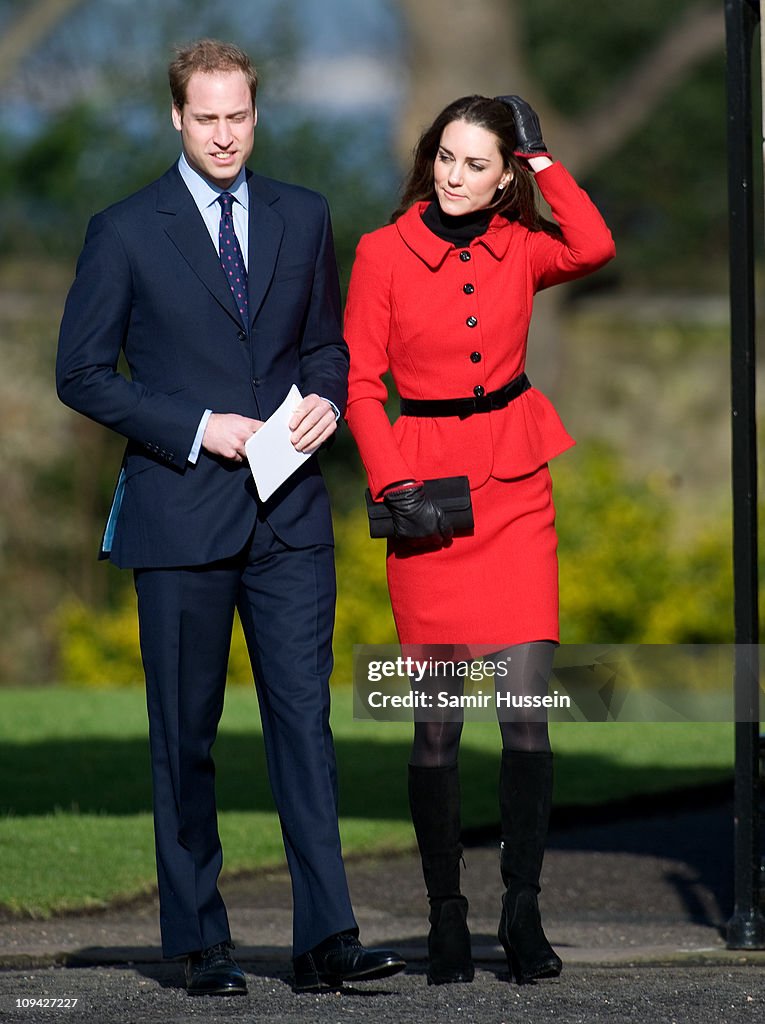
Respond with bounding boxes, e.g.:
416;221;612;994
292;932;406;992
185;941;247;996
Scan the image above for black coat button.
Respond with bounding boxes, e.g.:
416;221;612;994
459;250;471;262
463;283;475;294
473;385;485;397
466;316;478;328
470;351;482;363
238;330;247;342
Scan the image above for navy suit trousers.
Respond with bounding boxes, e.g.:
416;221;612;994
134;518;357;958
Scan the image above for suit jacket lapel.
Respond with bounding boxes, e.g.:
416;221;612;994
157;166;242;325
246;173;285;326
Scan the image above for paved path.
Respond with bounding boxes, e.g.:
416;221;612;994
1;795;764;1023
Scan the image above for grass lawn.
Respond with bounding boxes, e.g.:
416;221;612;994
0;686;734;917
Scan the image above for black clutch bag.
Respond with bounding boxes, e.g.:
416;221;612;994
365;476;474;539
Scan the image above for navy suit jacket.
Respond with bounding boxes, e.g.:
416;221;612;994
56;164;349;568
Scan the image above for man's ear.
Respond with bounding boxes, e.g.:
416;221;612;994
171;104;183;132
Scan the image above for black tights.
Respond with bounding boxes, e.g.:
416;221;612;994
409;641;555;767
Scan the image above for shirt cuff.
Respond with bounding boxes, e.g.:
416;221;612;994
320;397;340;421
189;409;212;464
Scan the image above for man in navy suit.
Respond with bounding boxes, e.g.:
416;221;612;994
56;38;404;996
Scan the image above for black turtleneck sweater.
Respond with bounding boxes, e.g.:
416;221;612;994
421;201;493;245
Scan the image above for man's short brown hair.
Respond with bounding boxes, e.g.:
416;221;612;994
168;39;258;110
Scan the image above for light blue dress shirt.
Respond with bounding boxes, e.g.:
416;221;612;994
178;152;250;269
178;153;250;463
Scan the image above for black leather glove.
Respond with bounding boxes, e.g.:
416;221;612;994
494;95;550;159
383;482;454;544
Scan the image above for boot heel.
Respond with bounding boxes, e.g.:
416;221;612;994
499;939;523;985
499;931;557;984
427;896;474;985
498;894;523;982
499;888;562;984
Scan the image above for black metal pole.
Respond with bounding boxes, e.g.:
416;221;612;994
724;0;765;949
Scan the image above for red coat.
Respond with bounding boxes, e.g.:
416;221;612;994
344;162;615;498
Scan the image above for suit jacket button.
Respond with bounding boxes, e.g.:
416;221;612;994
251;377;260;387
470;351;482;363
473;385;485;397
238;330;247;342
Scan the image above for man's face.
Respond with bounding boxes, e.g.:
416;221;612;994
172;70;256;188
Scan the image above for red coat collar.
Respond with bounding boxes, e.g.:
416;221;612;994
395;200;515;269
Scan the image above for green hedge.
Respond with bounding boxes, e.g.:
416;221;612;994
555;443;734;644
54;443;736;688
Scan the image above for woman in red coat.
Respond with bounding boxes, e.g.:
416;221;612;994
344;95;615;986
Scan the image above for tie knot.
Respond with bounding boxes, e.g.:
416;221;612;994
218;192;234;215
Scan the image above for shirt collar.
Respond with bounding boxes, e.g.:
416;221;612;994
177;152;249;213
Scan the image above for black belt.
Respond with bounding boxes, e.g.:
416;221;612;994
400;372;531;418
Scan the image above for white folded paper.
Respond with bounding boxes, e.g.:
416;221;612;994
245;384;310;501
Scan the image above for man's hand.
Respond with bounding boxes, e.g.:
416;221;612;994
202;413;263;462
289;394;337;453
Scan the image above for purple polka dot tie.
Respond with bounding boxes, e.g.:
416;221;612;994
218;192;249;325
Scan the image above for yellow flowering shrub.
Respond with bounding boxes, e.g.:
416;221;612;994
54;444;740;688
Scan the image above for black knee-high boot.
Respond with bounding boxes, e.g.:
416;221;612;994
408;763;474;985
497;749;562;983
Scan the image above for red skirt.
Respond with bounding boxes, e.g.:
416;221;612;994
386;465;559;650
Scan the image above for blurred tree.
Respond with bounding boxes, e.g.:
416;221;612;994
0;0;87;89
396;0;723;174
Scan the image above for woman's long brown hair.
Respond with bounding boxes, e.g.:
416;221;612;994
391;94;560;236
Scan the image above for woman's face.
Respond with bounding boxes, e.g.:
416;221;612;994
433;119;512;215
